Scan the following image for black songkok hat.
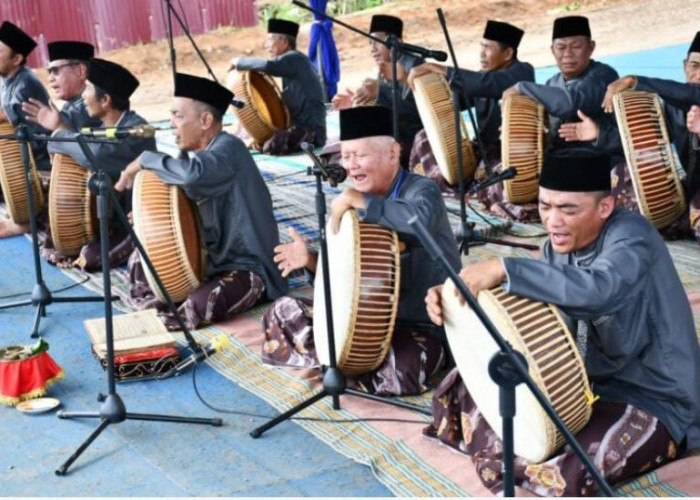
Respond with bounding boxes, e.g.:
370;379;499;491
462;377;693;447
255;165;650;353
552;15;591;40
0;21;37;57
87;58;139;99
688;31;700;54
483;20;524;49
48;41;94;62
340;106;393;141
174;73;234;115
539;149;611;192
267;19;299;38
369;15;403;38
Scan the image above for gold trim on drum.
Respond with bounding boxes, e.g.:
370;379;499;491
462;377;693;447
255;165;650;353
612;90;686;229
314;210;401;376
48;154;95;257
501;94;548;204
132;170;204;304
442;282;593;462
0;122;44;224
412;72;477;185
226;70;290;147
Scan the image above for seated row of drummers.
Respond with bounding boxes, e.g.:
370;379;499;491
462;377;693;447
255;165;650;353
349;13;700;245
260;104;700;495
0;21;287;330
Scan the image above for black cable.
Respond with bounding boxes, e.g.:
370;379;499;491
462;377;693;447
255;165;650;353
0;276;91;300
190;362;430;425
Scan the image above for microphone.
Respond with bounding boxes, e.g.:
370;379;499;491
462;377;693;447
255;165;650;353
384;36;448;62
168;333;230;376
467;167;517;195
79;125;158;139
301;141;347;187
230;98;245;109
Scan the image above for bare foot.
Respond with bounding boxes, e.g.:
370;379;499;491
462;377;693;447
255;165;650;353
0;219;29;238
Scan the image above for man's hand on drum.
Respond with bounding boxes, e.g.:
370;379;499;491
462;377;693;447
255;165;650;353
687;105;700;135
21;98;63;132
425;259;507;326
331;89;355;111
558;109;600;142
353;79;378;106
273;227;316;277
114;158;141;192
407;63;446;90
329;189;366;234
602;75;637;113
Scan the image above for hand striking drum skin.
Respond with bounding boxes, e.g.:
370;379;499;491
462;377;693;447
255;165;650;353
441;281;594;462
500;94;548;204
613;90;686;229
313;210;401;376
0;122;44;224
226;70;290;147
48;153;96;256
132;170;204;304
412;72;477;185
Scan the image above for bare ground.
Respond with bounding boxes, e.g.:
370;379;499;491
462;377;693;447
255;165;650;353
33;0;700;121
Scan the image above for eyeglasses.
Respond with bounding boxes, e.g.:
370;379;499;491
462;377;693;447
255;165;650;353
47;62;79;76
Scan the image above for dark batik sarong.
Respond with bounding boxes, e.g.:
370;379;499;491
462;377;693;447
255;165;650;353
424;368;682;497
41;224;133;271
128;251;265;331
261;296;446;396
261;126;318;156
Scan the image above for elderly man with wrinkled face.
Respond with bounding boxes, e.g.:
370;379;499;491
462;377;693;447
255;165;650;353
115;73;287;331
423;149;700;496
229;19;326;155
404;20;534;197
261;105;460;396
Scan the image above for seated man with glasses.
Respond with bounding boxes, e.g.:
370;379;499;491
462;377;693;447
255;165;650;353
23;41;101;132
260;105;460;396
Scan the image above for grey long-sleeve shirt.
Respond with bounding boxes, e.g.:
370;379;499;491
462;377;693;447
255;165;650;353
139;131;288;300
359;171;461;327
60;95;102;131
446;59;535;147
49;110;156;182
236;50;327;146
1;66;51;170
502;209;700;448
518;60;620;156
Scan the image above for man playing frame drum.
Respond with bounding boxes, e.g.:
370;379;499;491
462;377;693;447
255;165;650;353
494;16;620;222
406;20;534;197
261;106;459;396
115;73;287;331
423;149;700;496
26;59;155;271
0;21;51;238
562;31;700;240
230;19;327;155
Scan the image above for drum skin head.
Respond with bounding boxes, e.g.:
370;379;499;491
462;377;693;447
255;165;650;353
441;279;591;462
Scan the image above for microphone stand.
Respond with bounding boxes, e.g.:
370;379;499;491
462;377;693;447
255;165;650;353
0;126;106;338
55;134;221;476
250;145;430;439
161;0;243;107
407;215;614;497
436;9;538;255
291;0;445;145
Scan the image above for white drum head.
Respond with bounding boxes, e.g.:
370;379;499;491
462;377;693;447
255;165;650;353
441;278;552;462
313;211;358;367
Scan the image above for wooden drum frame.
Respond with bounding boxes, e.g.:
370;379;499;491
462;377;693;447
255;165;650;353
0;122;44;224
